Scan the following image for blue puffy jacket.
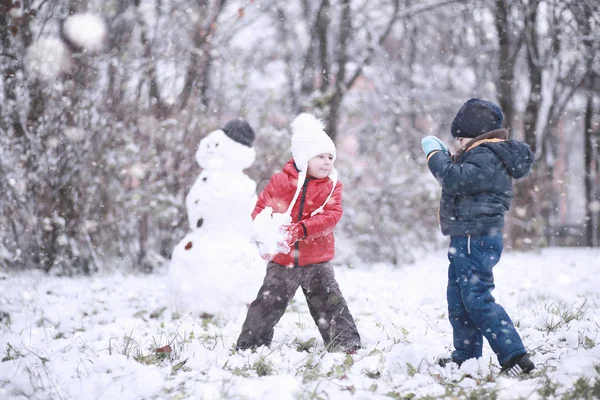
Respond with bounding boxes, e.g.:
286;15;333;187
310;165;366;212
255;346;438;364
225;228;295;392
427;129;534;236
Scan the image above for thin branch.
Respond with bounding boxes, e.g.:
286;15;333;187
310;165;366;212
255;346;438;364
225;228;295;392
345;0;399;89
346;0;466;90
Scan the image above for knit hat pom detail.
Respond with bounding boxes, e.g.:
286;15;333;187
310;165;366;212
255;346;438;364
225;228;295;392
291;113;325;139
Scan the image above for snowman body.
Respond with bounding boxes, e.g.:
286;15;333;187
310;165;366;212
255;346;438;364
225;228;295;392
185;169;256;234
169;127;264;320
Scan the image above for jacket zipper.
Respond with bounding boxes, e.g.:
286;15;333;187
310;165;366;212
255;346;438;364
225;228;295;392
295;178;311;267
453;196;459;220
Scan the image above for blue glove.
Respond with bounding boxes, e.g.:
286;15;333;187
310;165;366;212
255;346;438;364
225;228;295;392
421;136;449;156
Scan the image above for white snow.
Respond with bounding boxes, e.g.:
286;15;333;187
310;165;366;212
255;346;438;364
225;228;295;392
9;7;22;19
25;38;70;81
0;247;598;399
63;13;107;52
63;126;85;142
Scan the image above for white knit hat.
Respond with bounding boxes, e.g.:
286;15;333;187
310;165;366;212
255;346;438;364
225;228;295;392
291;113;337;168
286;113;338;216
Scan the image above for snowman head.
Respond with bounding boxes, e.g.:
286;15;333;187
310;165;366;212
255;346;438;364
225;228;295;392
196;119;256;170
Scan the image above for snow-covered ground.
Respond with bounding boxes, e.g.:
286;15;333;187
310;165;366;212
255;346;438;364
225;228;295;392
0;247;599;399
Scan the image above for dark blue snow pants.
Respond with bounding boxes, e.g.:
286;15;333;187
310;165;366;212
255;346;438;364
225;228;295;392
447;232;526;366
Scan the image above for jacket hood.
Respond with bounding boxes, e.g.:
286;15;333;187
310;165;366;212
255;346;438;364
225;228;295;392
282;159;300;178
456;129;534;179
486;139;534;179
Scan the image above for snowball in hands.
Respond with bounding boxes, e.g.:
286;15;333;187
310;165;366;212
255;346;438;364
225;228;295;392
253;207;292;260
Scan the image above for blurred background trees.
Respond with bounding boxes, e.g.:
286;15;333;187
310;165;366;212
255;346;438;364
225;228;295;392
0;0;598;273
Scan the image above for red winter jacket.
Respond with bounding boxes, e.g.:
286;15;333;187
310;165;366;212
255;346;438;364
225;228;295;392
252;159;342;267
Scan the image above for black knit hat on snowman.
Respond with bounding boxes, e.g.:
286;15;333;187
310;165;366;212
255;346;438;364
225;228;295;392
222;118;255;147
287;113;338;216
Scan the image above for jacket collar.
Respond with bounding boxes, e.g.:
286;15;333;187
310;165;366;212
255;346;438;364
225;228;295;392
453;129;508;161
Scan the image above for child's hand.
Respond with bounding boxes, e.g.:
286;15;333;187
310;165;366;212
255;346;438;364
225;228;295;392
421;136;450;156
277;223;304;254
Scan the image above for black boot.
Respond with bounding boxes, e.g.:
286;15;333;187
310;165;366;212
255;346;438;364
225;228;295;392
500;354;535;377
437;357;463;368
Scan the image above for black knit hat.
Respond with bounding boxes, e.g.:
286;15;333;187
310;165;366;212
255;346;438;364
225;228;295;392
451;98;503;138
221;118;255;147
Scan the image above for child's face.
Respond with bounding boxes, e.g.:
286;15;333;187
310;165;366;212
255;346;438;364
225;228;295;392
455;137;469;148
307;153;334;179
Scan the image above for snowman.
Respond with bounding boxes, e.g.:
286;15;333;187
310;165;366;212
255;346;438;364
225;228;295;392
168;119;264;320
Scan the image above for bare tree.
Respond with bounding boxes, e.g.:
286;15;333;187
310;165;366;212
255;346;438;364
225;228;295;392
2;0;599;275
577;1;600;246
503;0;599;248
295;0;404;141
494;0;524;137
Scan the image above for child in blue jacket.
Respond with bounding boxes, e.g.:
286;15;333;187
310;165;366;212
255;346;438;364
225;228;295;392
421;98;535;376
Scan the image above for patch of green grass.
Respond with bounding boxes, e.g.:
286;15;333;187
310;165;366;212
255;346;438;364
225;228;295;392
296;382;327;400
384;391;402;399
223;359;252;377
406;362;418;377
197;332;223;351
2;342;24;362
297;356;321;383
199;312;221;330
430;372;499;400
364;368;381;379
0;311;11;332
562;376;600;400
537;375;559;398
253;356;273;377
326;354;354;379
135;351;169;365
293;337;317;352
108;325;190;372
582;335;596;349
171;359;190;375
445;384;499;400
150;307;167;319
543;300;588;333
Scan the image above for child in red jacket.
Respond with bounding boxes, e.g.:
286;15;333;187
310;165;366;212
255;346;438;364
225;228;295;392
236;113;362;353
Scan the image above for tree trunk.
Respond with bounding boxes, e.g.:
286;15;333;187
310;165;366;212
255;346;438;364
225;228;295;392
138;212;149;271
508;0;541;250
179;1;225;111
326;0;350;142
299;0;327;103
523;0;541;154
595;125;600;247
496;0;542;249
275;5;298;111
316;0;330;94
494;0;516;136
584;83;595;246
0;4;26;138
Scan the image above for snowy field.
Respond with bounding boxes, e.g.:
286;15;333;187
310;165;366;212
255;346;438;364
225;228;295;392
0;247;599;400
